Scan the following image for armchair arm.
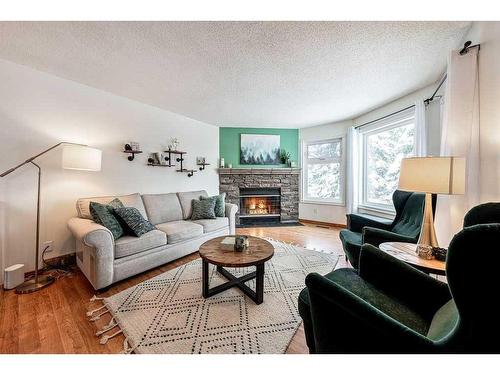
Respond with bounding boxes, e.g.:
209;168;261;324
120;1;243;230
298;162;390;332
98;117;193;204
359;244;452;319
224;203;238;235
362;226;416;248
68;217;115;289
347;213;392;233
306;272;433;353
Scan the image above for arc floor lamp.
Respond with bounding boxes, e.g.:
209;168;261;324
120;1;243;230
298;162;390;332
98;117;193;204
1;142;102;294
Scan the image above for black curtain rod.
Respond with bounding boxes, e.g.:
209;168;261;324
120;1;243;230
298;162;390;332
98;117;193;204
355;40;480;130
354;105;415;129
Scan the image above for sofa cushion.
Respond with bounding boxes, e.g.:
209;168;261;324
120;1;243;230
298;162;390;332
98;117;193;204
77;193;147;220
89;199;125;240
155;220;204;244
191;197;217;220
201;193;226;217
114;229;167;259
177;190;208;219
141;193;183;225
115;207;156;237
192;217;229;233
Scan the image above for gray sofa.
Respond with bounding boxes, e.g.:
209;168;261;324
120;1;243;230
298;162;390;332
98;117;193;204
67;190;238;290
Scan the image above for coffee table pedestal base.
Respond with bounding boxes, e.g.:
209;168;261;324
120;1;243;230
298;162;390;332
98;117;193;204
202;260;265;304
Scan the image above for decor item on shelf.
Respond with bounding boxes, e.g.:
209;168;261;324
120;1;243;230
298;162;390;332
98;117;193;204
228;163;233;168
220;158;225;168
168;137;179;151
290;161;297;168
130;142;140;151
280;149;291;165
196;156;206;165
123;143;143;161
398;156;465;256
160;152;170;165
0;142;101;294
240;134;280;165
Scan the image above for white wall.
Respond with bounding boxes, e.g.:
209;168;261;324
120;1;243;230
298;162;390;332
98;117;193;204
0;59;219;279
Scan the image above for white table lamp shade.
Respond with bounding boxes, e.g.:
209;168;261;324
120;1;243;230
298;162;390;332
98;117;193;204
62;145;102;171
398;157;465;195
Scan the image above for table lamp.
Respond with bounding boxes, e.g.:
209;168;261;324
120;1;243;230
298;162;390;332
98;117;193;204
1;142;101;293
398;156;465;253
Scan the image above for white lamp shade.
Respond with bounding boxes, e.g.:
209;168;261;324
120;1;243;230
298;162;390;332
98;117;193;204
62;145;102;171
398;157;465;195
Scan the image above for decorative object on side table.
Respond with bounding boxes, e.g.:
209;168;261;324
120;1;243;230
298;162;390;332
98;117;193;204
0;143;101;293
432;247;448;261
123;143;143;161
398;156;465;257
379;242;446;275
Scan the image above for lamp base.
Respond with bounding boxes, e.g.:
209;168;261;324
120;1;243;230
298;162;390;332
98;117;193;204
416;192;439;256
15;275;55;294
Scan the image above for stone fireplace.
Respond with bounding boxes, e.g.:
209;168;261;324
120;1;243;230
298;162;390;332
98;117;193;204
219;168;300;226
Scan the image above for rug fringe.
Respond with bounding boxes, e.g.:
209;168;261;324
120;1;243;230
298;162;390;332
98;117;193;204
96;317;118;336
90;295;104;302
120;338;137;354
89;308;109;321
86;304;106;317
99;329;123;345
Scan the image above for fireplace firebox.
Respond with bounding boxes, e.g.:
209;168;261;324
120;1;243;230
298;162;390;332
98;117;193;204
239;188;281;225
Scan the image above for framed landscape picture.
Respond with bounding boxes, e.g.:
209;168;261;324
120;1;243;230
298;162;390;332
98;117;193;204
240;134;281;165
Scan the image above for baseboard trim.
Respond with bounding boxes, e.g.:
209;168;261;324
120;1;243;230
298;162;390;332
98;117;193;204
300;219;347;229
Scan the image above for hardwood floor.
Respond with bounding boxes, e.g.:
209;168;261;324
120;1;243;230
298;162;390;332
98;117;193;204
0;223;346;354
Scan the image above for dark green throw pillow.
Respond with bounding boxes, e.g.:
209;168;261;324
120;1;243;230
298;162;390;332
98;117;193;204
89;199;125;240
191;197;216;220
114;207;155;237
201;193;226;217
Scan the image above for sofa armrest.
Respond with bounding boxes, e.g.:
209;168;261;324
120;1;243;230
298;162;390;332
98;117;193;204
347;213;392;233
225;203;239;235
67;217;115;289
362;227;416;248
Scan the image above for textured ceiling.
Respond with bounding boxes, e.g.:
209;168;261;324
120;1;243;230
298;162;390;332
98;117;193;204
0;21;470;128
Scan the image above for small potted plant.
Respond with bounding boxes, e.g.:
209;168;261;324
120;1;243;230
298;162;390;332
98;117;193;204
280;149;291;166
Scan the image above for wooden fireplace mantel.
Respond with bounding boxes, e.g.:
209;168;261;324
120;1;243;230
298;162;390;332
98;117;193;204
218;168;301;175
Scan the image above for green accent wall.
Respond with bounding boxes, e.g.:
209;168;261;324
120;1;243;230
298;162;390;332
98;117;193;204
219;127;299;168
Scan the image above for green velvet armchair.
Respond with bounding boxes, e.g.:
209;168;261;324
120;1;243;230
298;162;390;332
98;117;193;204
339;190;434;269
299;203;500;353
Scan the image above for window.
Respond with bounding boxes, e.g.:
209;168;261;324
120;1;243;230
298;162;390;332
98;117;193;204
360;109;415;211
302;138;344;204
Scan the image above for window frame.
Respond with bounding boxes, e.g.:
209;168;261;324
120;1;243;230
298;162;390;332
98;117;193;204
301;137;346;205
358;109;416;213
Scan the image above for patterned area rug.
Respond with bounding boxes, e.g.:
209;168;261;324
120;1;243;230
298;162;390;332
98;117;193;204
92;239;339;354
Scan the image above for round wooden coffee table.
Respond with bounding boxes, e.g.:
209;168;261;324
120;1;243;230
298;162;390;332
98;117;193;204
379;242;446;275
199;235;274;304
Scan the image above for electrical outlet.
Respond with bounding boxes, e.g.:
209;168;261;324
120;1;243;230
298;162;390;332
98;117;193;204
41;240;53;253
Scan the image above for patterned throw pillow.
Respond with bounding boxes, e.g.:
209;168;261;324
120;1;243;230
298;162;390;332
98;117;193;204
191;197;217;220
114;207;156;237
201;193;226;217
90;199;125;240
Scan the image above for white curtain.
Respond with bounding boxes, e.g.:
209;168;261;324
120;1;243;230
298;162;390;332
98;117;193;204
414;99;427;156
435;48;480;247
346;126;359;214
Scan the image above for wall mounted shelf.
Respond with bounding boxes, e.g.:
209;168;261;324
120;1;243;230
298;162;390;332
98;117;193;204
123;150;143;161
177;169;197;177
197;163;210;171
147;163;172;167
